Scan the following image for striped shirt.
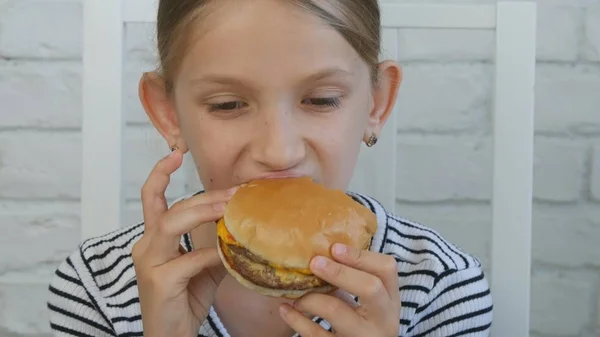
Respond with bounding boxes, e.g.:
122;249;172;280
47;191;493;337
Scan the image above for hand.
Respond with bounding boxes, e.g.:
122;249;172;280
132;149;237;337
279;243;401;337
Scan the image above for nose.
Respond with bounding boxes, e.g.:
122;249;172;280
251;112;306;171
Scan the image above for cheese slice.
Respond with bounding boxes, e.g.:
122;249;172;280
217;218;242;247
217;219;313;275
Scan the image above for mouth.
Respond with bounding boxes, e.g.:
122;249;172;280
246;172;315;183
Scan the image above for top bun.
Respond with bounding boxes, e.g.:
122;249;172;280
223;177;378;269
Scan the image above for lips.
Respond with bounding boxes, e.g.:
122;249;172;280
247;172;312;182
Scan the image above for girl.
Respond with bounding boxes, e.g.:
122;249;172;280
48;0;493;336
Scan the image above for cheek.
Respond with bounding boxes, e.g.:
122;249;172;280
312;108;368;190
190;137;242;190
175;108;242;190
320;134;363;189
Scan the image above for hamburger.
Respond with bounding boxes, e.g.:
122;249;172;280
216;176;378;299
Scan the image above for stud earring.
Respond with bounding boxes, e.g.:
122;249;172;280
170;145;179;152
365;133;378;147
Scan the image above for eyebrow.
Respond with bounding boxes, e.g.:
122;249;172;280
188;67;354;87
188;75;250;88
304;67;354;82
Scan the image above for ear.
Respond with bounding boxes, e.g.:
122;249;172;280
364;60;403;142
138;72;189;152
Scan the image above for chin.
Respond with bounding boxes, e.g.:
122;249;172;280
216;177;376;299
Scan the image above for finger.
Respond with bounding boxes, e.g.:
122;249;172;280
169;186;239;212
279;304;332;337
332;289;361;308
293;293;362;336
141;149;184;231
331;243;399;301
310;256;389;312
146;204;226;265
163;247;225;282
161;202;226;238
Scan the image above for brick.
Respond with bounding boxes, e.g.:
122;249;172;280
598;292;600;330
0;1;5;53
536;5;580;62
529;332;574;337
535;64;600;135
593;145;600;201
0;61;81;128
583;6;600;62
397;29;494;61
582;328;600;337
0;201;79;283
0;60;153;128
395;63;492;132
581;329;600;337
530;269;596;335
0;326;50;337
533;138;586;202
0;131;81;199
395;135;492;202
125;23;158;62
0;283;52;335
0;1;82;59
532;204;600;268
394;203;491;268
113;22;158;127
0;128;186;200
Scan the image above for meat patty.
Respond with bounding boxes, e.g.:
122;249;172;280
218;237;328;290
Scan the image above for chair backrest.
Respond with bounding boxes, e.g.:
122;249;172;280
81;1;537;336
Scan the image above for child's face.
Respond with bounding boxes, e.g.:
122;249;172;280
141;0;401;191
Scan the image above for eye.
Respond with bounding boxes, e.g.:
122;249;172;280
301;97;341;108
208;101;248;112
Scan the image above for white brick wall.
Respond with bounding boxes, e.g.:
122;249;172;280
0;1;82;59
530;269;597;336
537;4;581;62
584;5;600;62
533;138;587;202
396;64;493;132
592;146;600;200
1;1;599;337
395;135;493;201
536;64;600;135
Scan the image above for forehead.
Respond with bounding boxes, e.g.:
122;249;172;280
177;0;368;85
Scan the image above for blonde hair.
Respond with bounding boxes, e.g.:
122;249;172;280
156;0;381;93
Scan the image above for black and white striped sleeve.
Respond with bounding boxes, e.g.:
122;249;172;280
47;251;116;337
406;267;493;337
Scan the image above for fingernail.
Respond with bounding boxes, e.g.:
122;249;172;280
227;186;239;196
213;203;226;211
312;256;328;270
333;243;347;256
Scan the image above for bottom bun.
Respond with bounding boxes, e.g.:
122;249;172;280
216;237;336;299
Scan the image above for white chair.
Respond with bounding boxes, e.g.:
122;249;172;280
81;1;537;336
